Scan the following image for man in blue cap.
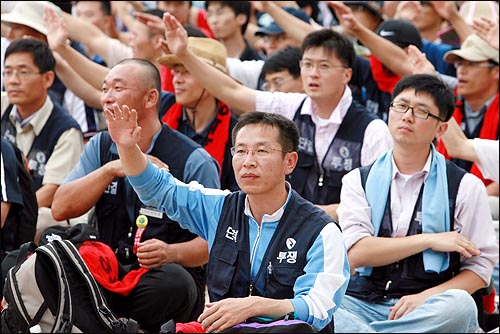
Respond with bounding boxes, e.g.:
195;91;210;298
254;6;311;58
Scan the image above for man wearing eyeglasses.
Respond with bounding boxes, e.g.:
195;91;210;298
104;107;350;333
1;38;84;244
436;34;499;212
335;74;498;333
161;13;393;221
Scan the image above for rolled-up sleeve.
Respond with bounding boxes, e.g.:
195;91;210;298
337;168;374;250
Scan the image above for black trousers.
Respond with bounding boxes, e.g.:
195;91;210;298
108;263;204;332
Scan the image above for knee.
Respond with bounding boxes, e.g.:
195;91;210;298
439;289;478;323
153;264;198;298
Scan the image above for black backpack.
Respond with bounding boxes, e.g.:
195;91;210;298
1;239;139;333
0;141;37;261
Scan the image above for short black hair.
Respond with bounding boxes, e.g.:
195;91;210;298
232;112;299;154
114;58;162;110
5;38;55;73
205;1;251;34
261;46;302;78
75;1;112;15
392;74;455;121
185;24;208;37
302;29;355;69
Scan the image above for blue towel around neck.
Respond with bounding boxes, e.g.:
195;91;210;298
358;144;450;276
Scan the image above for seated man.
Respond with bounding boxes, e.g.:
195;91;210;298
161;12;393;221
1;38;84;244
260;46;304;93
51;58;221;332
158;37;240;191
104;108;350;333
336;74;499;333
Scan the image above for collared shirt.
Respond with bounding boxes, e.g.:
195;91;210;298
255;87;393;167
463;95;495;134
338;152;499;285
1;93;84;186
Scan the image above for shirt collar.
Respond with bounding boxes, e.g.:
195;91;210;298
9;97;53;134
243;182;292;223
301;85;353;125
391;149;433;181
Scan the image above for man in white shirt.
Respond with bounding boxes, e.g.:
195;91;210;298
336;74;498;333
161;12;392;221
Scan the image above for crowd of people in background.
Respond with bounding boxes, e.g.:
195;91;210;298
1;1;499;333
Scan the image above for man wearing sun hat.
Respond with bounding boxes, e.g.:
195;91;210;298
158;37;240;191
437;34;499;225
437;34;499;194
1;1;99;138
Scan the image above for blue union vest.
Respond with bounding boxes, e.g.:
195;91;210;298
347;160;466;302
95;125;207;292
1;103;81;190
208;190;340;332
288;99;378;205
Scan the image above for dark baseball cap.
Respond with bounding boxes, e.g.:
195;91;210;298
255;7;310;36
343;1;384;19
376;19;422;50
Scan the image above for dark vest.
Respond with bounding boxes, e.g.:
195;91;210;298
207;190;339;332
1;103;81;190
450;99;500;172
94;125;205;289
347;161;466;302
288;100;377;205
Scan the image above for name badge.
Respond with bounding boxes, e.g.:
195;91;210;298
139;207;163;219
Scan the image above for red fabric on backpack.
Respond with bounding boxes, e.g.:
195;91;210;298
176;321;204;333
78;241;148;296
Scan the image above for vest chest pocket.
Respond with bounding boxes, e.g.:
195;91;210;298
209;245;239;296
266;266;302;299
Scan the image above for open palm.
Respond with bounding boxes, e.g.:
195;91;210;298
104;104;142;148
162;12;188;55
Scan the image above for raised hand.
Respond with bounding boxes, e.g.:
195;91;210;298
134;11;165;35
407;44;435;75
104;104;142;148
44;6;68;52
161;12;188;56
472;16;499;50
327;1;360;36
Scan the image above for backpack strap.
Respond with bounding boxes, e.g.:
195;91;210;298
50;240;127;332
38;242;73;332
13;242;37;269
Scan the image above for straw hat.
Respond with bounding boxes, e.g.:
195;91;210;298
158;37;227;73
